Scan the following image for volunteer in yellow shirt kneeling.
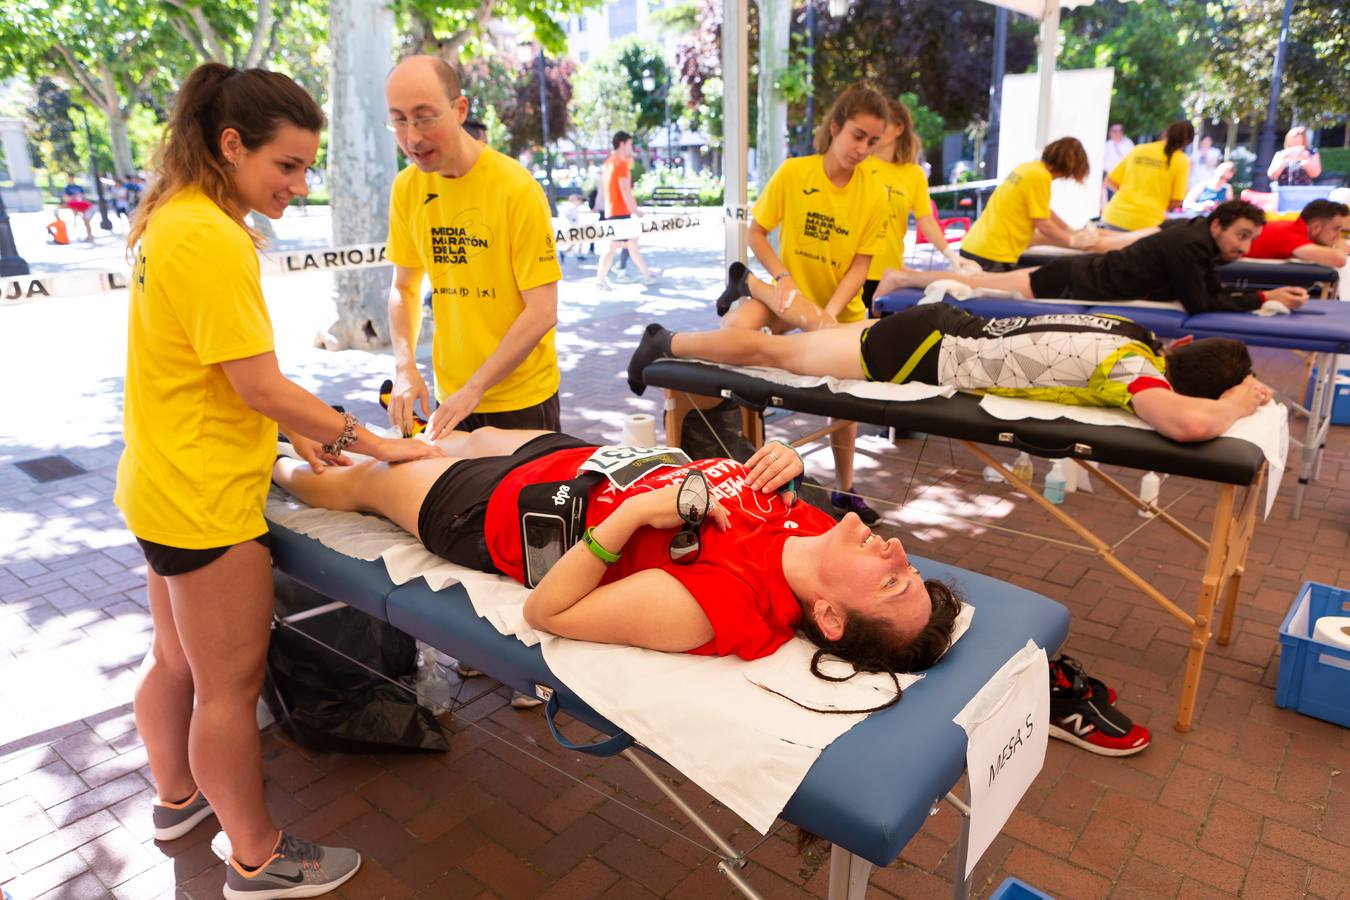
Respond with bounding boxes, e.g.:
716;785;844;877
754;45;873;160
959;137;1095;271
384;55;563;441
115;63;438;898
713;81;889;523
1102;121;1193;231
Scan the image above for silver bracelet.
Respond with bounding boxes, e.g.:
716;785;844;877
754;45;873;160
322;412;358;456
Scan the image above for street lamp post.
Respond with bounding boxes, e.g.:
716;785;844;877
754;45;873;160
75;106;113;232
1253;0;1297;192
642;67;675;170
0;186;31;277
536;45;555;212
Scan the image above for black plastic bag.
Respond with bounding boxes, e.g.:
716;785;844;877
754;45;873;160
262;572;448;754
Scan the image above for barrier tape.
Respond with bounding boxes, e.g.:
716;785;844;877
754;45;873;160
1;212;708;305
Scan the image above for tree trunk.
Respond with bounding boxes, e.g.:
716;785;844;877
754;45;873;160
1224;119;1239;159
755;0;790;189
324;0;397;351
107;111;136;178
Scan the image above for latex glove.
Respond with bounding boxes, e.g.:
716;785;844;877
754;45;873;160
942;247;983;277
1069;224;1099;249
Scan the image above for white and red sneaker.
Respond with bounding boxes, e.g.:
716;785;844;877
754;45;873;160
1048;656;1150;757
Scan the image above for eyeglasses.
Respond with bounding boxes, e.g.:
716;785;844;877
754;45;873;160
669;470;710;565
385;112;448;134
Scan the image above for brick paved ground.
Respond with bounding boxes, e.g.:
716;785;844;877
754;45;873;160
3;220;1349;898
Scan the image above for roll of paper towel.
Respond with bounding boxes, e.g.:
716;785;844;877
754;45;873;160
1313;616;1350;650
621;414;657;448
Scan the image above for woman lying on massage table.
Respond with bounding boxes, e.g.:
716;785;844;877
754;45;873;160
273;428;961;702
628;303;1274;443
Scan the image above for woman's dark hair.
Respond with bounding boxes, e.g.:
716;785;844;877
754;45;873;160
1165;337;1252;399
129;62;324;248
1163;121;1195;163
814;81;890;155
1041;137;1090;182
790;579;963;715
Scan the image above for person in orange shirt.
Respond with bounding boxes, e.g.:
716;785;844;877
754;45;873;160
596;131;656;288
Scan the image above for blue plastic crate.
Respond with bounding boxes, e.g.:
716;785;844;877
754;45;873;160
1275;184;1333;212
1276;581;1350;729
989;877;1056;900
1304;368;1350;426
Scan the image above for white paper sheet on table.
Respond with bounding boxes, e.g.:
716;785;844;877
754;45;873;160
265;489;973;834
978;396;1289;516
704;361;955;401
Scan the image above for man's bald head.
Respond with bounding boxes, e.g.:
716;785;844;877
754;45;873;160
387;54;461;103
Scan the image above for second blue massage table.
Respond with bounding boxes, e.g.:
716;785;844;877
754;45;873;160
266;517;1069;899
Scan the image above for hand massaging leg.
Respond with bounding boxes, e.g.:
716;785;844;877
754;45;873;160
272;427;553;540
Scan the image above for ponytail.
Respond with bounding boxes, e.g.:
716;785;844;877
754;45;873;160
1162;121;1194;164
883;98;922;166
128;63;324;249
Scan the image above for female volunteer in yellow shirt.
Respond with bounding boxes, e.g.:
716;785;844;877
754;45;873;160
116;63;438;895
959;137;1094;271
1102;121;1194;231
725;81;889;523
861;97;980;307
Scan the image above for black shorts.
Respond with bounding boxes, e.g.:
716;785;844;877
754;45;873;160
959;248;1019;272
455;393;561;433
137;533;272;578
416;432;592;570
1028;257;1091;300
858;306;955;383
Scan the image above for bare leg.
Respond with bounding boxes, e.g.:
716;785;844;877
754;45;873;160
875;266;1034;297
738;271;839;332
625;240;653;278
165;541;279;867
670;322;869;379
1089;226;1157;253
596;241;619;283
135;572;197;804
831;421;859;494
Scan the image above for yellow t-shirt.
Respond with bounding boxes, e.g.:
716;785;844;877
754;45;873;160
114;188;276;548
862;158;932;278
386;146;562;411
751;155;888;323
961;160;1053;264
1103;141;1190;231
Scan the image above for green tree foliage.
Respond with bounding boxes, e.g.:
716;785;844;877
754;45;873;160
394;0;602;59
898;92;944;155
25;78;81;177
571;55;640;157
460;51;573;158
1190;0;1349;130
1058;0;1208;135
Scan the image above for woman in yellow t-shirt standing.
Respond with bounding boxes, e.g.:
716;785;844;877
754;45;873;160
860;97;981;307
713;81;889;522
116;63;439;897
958;137;1095;271
1102;121;1194;231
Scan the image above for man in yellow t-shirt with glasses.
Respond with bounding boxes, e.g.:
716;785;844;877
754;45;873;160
383;55;562;440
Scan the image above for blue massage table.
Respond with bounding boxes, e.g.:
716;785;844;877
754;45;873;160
874;288;1350;520
1016;247;1341;298
267;518;1069;899
641;346;1268;732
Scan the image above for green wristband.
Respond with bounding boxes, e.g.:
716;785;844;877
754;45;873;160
582;527;620;564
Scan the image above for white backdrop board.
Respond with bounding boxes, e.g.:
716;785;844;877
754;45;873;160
997;68;1115;227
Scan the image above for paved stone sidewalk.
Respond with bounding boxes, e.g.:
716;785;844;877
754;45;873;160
2;219;1350;898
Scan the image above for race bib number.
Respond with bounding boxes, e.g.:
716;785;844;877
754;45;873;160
578;446;692;490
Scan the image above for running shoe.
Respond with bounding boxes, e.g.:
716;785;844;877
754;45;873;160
152;789;216;841
830;490;882;526
510;690;543;709
1049;660;1149;757
224;832;360;899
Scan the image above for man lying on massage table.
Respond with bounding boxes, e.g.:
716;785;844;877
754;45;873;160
1246;198;1349;270
874;199;1311;316
273;427;961;710
629;303;1273;444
